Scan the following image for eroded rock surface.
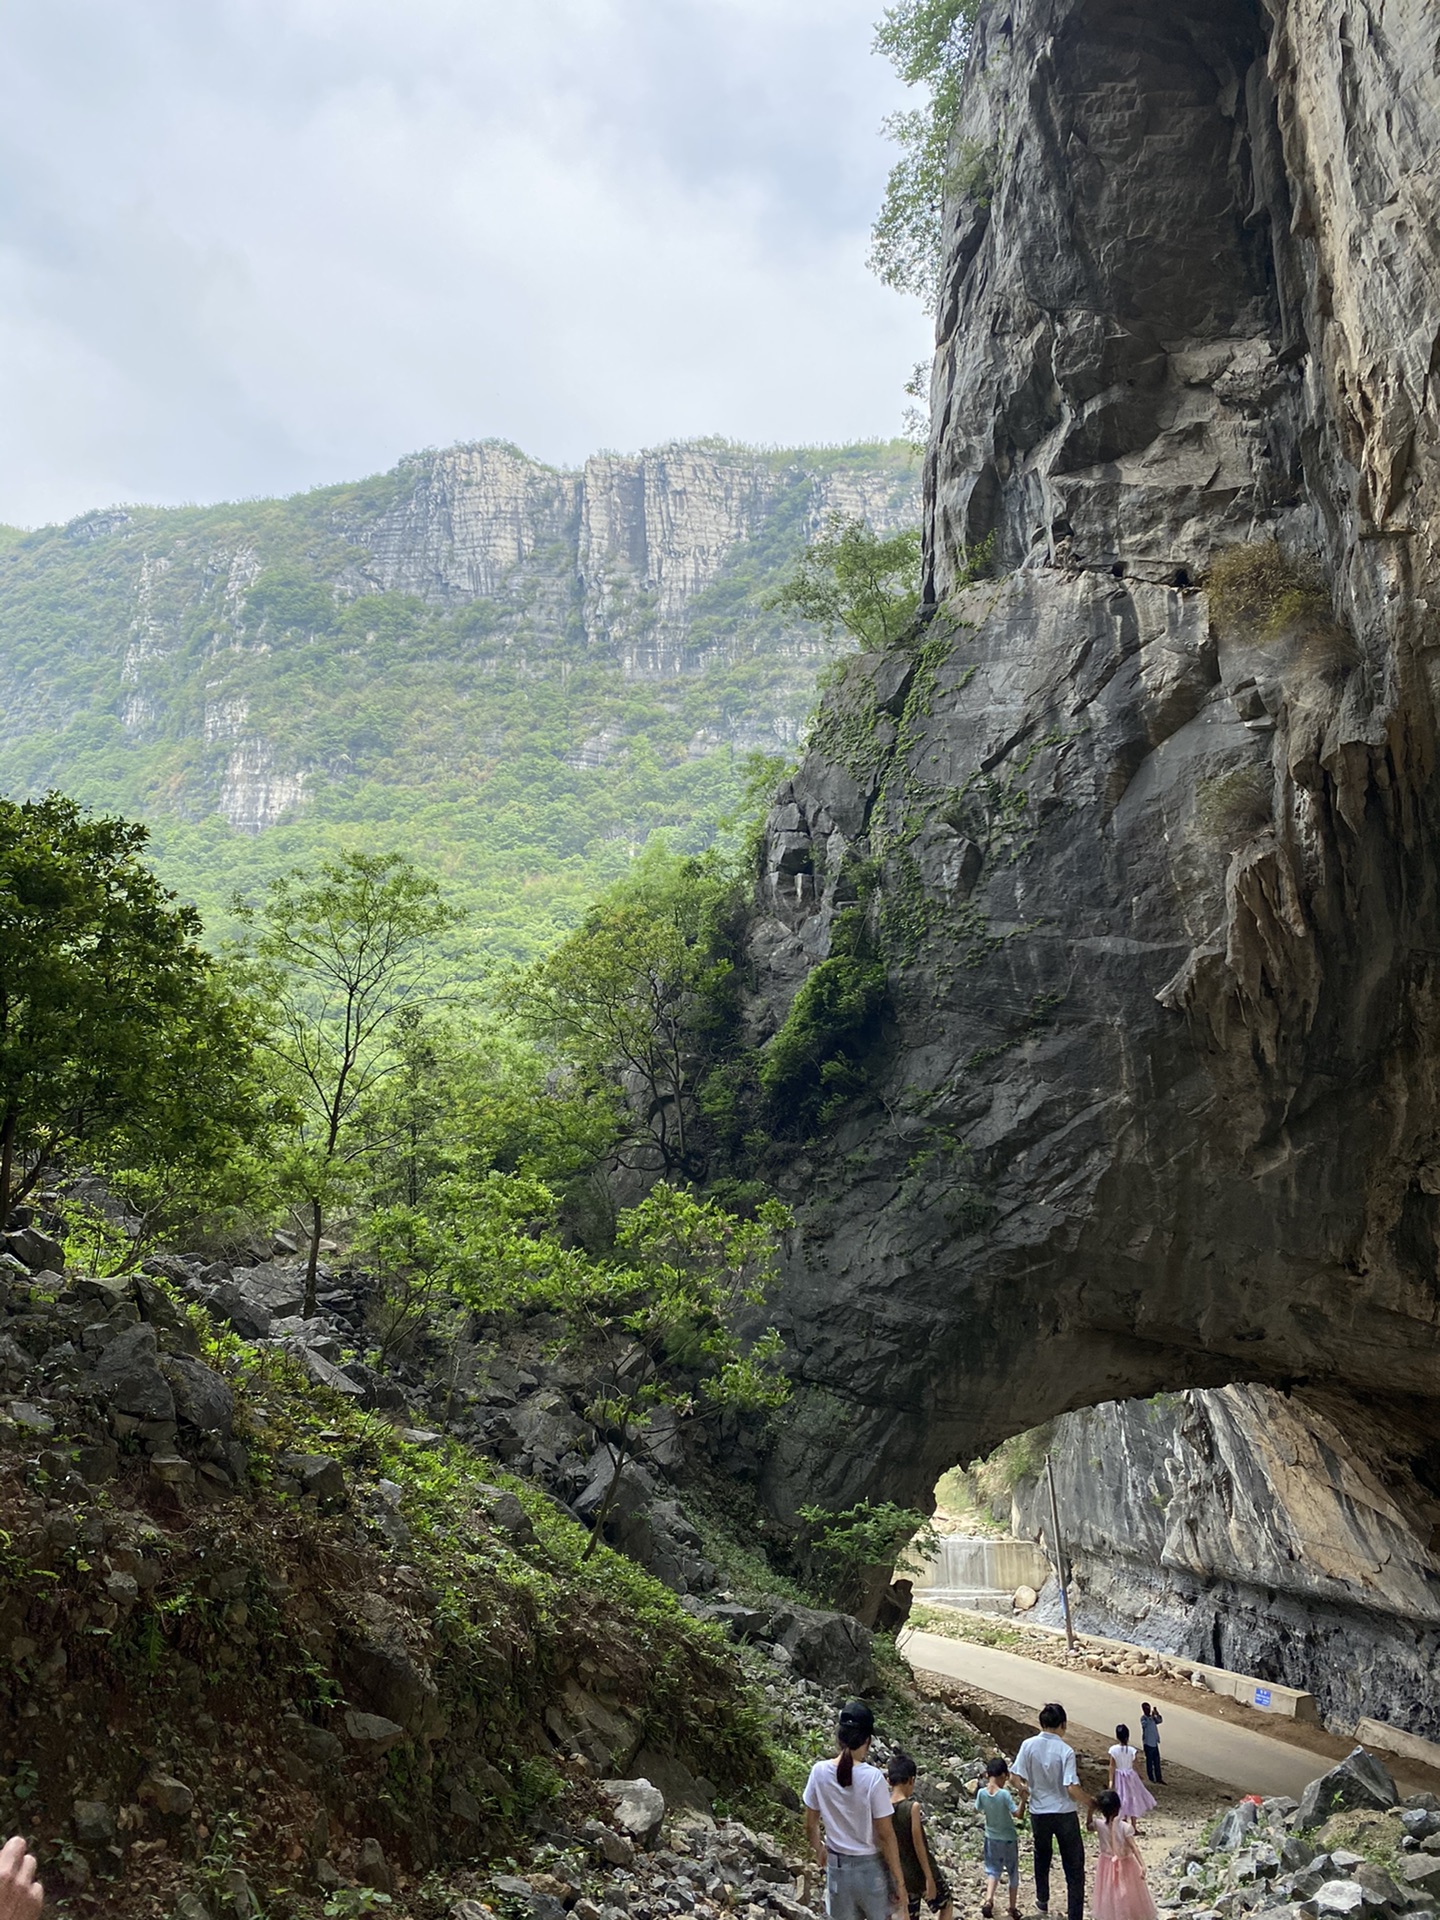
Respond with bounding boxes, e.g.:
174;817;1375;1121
749;0;1440;1576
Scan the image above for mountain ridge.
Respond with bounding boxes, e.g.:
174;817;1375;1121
0;435;919;956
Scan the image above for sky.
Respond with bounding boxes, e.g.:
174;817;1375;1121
0;0;932;527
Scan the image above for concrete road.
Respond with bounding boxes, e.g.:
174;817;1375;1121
899;1629;1323;1798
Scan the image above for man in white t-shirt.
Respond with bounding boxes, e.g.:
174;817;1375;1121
803;1701;905;1920
1010;1703;1092;1920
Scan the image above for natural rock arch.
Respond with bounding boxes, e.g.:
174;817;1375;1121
745;0;1440;1543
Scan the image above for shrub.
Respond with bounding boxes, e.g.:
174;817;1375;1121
759;955;887;1134
1206;541;1331;638
1192;767;1273;845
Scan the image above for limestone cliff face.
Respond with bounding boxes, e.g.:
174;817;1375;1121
751;0;1440;1658
1012;1390;1440;1736
3;441;917;838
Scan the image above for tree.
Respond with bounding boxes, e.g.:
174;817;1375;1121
240;850;459;1315
798;1499;941;1616
869;1;983;306
478;1182;792;1559
0;794;266;1236
508;848;740;1179
768;514;923;651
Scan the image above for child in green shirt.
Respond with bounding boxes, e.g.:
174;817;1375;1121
965;1756;1026;1920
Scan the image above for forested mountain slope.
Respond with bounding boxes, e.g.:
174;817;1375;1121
0;438;917;955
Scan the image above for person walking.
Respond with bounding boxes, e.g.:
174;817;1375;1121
1090;1790;1157;1920
1107;1727;1156;1831
961;1755;1024;1920
1138;1706;1163;1786
804;1701;906;1920
1011;1703;1092;1920
887;1752;954;1920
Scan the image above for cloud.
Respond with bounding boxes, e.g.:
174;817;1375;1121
0;0;930;525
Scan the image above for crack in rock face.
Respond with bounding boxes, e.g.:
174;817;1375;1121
747;0;1440;1542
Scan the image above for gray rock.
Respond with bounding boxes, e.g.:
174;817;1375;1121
1403;1814;1440;1843
1399;1860;1440;1897
95;1322;175;1422
143;1775;195;1816
3;1228;64;1273
1297;1752;1398;1831
1310;1882;1370;1919
343;1640;441;1737
277;1453;344;1501
343;1710;406;1752
702;1603;770;1641
767;1604;875;1691
356;1839;391;1894
1216;1804;1262;1852
162;1355;234;1438
600;1777;666;1847
582;1819;636;1867
72;1800;114;1844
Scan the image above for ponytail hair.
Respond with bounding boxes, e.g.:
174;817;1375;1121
836;1699;875;1787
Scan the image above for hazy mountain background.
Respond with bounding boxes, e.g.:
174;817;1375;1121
0;435;919;960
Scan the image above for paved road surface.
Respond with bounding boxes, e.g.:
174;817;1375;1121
900;1629;1323;1798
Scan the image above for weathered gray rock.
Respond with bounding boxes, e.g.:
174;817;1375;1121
737;0;1440;1750
343;1710;406;1753
3;1228;64;1273
95;1323;175;1422
162;1356;234;1438
1215;1803;1261;1853
599;1778;666;1848
767;1605;875;1692
1296;1752;1398;1830
1010;1391;1440;1736
277;1453;344;1501
1398;1858;1440;1898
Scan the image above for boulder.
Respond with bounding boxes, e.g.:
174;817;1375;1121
343;1710;406;1753
1399;1858;1440;1897
163;1355;234;1438
599;1777;666;1847
284;1345;364;1399
232;1263;307;1319
356;1839;391;1894
134;1276;203;1356
768;1604;876;1691
1402;1812;1440;1842
581;1819;635;1867
1353;1864;1403;1910
3;1227;64;1273
1296;1751;1398;1830
1310;1882;1370;1918
95;1322;175;1422
703;1602;770;1641
1214;1801;1261;1851
141;1775;195;1816
344;1640;442;1737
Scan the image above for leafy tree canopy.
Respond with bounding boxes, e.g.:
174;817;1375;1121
767;514;923;652
238;848;460;1311
870;0;983;305
0;793;273;1242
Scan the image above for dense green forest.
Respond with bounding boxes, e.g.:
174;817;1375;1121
0;437;918;965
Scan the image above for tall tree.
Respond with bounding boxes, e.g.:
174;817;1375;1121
0;793;265;1234
241;850;459;1315
509;849;739;1179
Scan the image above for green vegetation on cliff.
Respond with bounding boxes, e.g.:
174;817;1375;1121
0;439;918;965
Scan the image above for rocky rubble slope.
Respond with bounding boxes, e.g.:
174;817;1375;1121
0;1225;985;1920
1160;1749;1440;1920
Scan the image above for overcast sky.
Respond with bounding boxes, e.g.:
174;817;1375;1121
0;0;931;527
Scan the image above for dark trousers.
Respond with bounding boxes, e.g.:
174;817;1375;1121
1143;1743;1163;1783
1031;1810;1085;1920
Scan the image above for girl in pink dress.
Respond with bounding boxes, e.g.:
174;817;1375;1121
1091;1791;1157;1920
1108;1725;1158;1825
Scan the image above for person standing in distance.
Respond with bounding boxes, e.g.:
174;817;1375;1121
804;1701;906;1920
1139;1706;1163;1786
1010;1704;1093;1920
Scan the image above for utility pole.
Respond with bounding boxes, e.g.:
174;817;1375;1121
1045;1452;1077;1652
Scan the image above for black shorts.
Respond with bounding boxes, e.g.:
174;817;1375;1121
907;1874;952;1918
